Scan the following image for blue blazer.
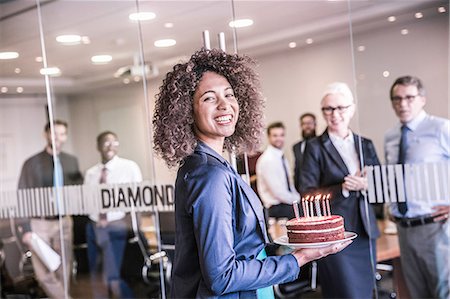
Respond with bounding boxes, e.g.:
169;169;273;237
171;141;299;299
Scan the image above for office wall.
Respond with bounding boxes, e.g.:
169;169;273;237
64;14;448;183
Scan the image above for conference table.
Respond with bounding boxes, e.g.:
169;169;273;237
268;218;410;298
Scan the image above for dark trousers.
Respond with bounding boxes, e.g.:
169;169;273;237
268;203;295;219
86;220;134;298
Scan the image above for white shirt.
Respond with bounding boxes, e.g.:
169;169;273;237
329;131;360;197
329;131;360;175
84;155;142;222
256;145;300;208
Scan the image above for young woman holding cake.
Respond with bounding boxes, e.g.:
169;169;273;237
153;49;351;298
300;82;380;299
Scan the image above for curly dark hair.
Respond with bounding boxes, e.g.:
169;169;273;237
153;48;265;168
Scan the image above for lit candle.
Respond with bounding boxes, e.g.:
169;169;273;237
321;194;327;216
301;198;306;217
326;193;331;215
314;194;322;217
305;195;310;217
293;200;300;219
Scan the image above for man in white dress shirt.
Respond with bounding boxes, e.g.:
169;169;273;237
256;122;299;219
84;131;142;298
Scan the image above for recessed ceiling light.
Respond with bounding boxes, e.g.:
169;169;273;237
129;12;156;21
228;19;254;28
1;87;8;93
91;55;112;64
40;67;61;76
414;12;423;19
154;39;176;48
123;78;130;84
438;7;446;13
401;29;409;35
16;87;24;93
56;34;82;45
288;42;297;48
306;38;314;45
164;22;174;28
387;16;396;22
14;68;21;74
383;71;390;78
35;56;43;62
133;76;141;82
357;45;366;52
0;52;19;59
82;36;91;44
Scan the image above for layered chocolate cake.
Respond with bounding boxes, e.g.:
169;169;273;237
286;215;345;243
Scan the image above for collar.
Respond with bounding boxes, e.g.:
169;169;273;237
102;155;119;170
328;130;354;144
266;144;284;157
403;110;426;131
195;140;228;165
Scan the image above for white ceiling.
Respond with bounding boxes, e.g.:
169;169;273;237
0;0;447;95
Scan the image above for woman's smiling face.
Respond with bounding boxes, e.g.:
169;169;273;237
193;71;239;149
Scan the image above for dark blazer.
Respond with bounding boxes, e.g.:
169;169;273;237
171;141;299;299
293;140;305;192
300;131;379;239
18;150;83;189
300;130;380;298
17;150;83;233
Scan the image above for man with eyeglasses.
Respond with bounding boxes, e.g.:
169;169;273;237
384;76;449;299
300;82;380;298
84;131;142;298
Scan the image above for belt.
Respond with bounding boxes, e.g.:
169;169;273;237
394;215;438;228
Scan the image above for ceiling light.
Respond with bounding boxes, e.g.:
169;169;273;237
14;68;21;74
288;42;297;48
40;67;61;76
91;55;112;64
401;29;409;35
56;34;82;45
228;19;253;28
164;22;174;28
438;7;446;13
82;36;91;44
0;52;19;59
35;56;43;62
123;78;130;84
154;39;176;48
387;16;396;22
357;45;366;52
1;87;8;93
16;87;23;93
414;12;423;19
306;38;314;45
383;71;390;78
133;76;141;82
129;12;156;21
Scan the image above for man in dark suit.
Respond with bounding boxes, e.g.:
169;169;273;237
293;113;317;192
17;119;83;298
300;82;380;299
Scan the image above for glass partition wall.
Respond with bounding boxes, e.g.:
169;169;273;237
0;0;448;298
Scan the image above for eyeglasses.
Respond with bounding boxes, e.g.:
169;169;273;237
101;141;119;148
391;94;419;104
321;105;352;115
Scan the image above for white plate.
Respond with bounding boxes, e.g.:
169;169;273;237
273;231;357;249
